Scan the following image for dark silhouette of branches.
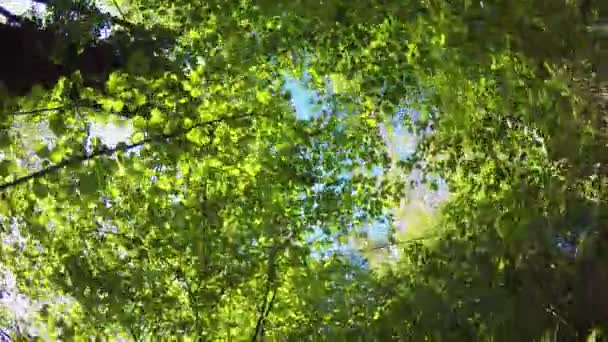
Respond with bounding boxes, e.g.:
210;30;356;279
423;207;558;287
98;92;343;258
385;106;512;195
0;327;10;341
252;287;278;342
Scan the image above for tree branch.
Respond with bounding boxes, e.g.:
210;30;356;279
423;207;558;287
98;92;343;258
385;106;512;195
252;273;273;342
0;327;10;341
262;288;278;329
12;105;68;116
0;5;20;24
110;0;127;19
365;232;443;252
0;113;252;192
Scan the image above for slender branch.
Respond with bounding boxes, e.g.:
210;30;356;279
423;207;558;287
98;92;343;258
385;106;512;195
0;113;251;192
545;304;576;333
365;233;443;252
261;288;278;331
111;0;127;19
0;327;10;341
265;289;278;317
12;106;68;116
0;139;143;192
183;275;202;335
307;232;443;259
210;286;227;312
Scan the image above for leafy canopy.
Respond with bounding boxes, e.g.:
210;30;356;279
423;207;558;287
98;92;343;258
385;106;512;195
0;0;607;340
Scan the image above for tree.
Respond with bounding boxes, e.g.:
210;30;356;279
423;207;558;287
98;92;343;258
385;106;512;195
0;0;390;339
1;0;607;340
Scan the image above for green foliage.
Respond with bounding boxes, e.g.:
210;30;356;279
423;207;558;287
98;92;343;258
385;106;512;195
0;0;607;340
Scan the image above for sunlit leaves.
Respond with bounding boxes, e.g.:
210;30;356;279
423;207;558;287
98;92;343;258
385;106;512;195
48;146;67;164
99;98;124;113
0;0;604;340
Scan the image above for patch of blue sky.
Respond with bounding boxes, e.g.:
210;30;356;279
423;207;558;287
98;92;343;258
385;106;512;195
283;75;321;121
364;217;392;243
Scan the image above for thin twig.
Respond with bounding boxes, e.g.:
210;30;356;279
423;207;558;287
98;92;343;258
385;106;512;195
364;233;443;252
111;0;127;19
31;0;140;33
309;232;443;259
0;139;146;192
545;304;576;333
12;106;68;116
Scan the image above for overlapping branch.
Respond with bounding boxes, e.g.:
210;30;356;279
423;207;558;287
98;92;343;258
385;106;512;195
0;112;253;192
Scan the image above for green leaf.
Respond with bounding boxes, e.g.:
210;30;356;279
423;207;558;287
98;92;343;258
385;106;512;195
78;172;99;195
0;160;14;177
36;143;51;159
33;181;49;198
112;99;125;112
49;147;66;163
0;132;11;148
150;108;165;126
0;199;9;215
49;115;67;136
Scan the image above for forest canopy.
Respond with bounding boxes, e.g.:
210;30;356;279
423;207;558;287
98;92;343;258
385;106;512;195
0;0;607;340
